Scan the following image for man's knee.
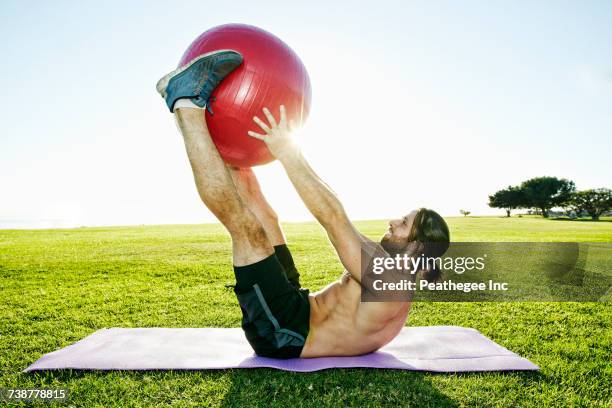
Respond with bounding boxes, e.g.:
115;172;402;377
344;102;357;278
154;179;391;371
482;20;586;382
230;215;274;266
226;210;270;247
236;216;269;246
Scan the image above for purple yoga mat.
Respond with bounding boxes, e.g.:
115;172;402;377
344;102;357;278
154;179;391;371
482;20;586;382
24;326;538;373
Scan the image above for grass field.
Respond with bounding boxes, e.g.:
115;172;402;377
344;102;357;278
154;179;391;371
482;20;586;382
0;217;610;407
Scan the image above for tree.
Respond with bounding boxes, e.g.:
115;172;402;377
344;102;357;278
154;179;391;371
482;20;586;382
488;186;525;217
520;177;575;218
460;209;471;217
570;188;612;220
565;197;585;218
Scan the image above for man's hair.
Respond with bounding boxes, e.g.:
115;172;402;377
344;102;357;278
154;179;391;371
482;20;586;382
408;208;450;282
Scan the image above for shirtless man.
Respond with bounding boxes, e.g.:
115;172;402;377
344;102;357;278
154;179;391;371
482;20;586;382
156;50;450;359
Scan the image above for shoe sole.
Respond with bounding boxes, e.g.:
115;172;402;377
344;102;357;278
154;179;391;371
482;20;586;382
155;49;238;98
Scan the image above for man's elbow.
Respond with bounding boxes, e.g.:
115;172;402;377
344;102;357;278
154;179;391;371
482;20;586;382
316;203;347;227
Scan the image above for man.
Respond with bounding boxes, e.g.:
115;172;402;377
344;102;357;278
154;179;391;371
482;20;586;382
156;50;450;359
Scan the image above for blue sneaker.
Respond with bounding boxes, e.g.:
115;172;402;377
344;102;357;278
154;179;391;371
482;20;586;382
156;50;243;113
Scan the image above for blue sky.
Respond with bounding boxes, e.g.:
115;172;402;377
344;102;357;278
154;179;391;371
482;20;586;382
1;1;610;228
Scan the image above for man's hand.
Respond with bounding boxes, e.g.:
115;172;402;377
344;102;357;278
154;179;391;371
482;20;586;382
247;105;298;160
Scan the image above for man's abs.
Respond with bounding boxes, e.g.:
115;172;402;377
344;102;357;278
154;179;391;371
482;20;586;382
300;274;410;358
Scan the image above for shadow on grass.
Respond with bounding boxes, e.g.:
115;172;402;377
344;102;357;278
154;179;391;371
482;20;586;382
23;367;545;407
550;217;611;222
218;369;458;407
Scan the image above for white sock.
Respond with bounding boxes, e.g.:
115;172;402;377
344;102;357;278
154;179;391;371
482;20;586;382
174;98;204;110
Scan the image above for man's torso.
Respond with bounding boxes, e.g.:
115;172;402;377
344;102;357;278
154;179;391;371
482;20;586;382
300;270;411;358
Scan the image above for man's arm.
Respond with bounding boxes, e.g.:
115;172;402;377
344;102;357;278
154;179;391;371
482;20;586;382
280;148;364;282
248;106;364;282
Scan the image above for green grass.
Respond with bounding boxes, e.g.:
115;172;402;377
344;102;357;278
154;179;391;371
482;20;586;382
0;217;610;407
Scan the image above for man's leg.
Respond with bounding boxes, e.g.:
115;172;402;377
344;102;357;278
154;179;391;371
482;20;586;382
175;107;273;266
227;167;285;246
227;167;302;288
159;51;308;359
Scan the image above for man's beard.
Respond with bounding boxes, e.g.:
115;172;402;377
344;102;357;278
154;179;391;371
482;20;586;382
380;235;407;255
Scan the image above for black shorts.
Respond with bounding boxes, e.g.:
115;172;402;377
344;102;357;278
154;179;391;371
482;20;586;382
233;245;310;359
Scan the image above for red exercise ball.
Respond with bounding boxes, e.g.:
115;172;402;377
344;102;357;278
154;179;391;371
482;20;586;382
179;24;312;167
